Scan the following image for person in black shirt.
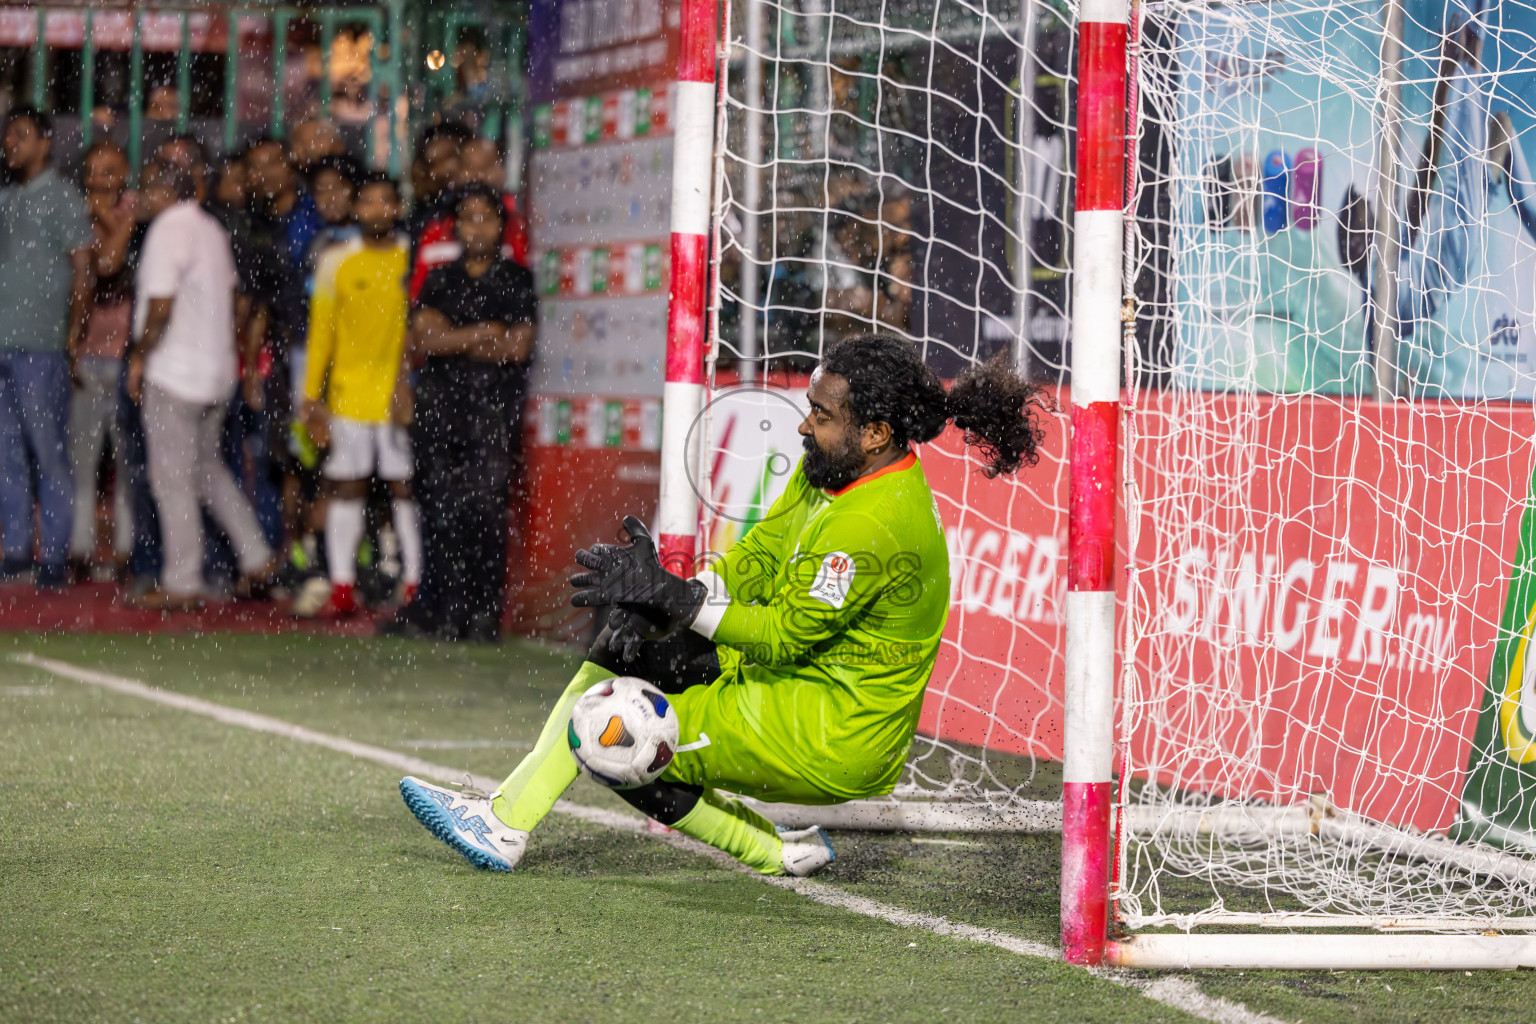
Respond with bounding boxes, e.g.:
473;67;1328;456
221;138;304;555
393;184;535;641
116;183;158;595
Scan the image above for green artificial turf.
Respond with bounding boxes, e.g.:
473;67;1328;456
0;633;1532;1023
0;634;1187;1024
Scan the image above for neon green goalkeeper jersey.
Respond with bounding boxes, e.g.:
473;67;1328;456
688;451;950;801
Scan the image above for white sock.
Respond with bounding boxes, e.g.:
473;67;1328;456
392;498;422;586
326;498;366;586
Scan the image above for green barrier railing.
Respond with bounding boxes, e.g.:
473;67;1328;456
9;0;526;185
440;8;526;142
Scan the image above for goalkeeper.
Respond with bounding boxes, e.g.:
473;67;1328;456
400;334;1045;876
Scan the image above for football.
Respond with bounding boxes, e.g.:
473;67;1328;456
566;676;680;789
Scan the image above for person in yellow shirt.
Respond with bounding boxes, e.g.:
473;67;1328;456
297;173;420;618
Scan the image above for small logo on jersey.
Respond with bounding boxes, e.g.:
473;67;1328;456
808;551;856;609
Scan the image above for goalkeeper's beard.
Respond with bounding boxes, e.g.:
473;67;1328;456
801;430;864;491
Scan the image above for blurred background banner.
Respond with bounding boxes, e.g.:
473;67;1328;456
1393;0;1536;398
1168;0;1536;400
513;0;674;638
526;0;676;103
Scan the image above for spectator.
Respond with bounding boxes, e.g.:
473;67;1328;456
68;141;137;579
457;137;503;191
141;99;187;184
0;107;95;589
293;155;364;406
115;185;160;598
126;161;273;610
404;121;474;250
157;136;280;584
393;184;536;642
155;135;209;205
209;149;248;227
242;139;306;320
407;136;529;298
408;153;434;213
284;154;362;581
234;137;306;545
307;156;364;254
245;136;324;270
289;119;347;179
294;174;419;619
444;38;494;132
819;199;879;337
878;250;914;332
145;85;179;123
876;187;916;332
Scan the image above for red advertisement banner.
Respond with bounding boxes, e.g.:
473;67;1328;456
513;0;677;634
917;392;1531;832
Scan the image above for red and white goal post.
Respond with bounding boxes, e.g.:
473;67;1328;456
659;0;1536;970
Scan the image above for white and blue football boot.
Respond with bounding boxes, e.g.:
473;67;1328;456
399;776;528;872
778;825;836;877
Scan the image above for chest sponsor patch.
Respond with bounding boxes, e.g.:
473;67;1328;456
808;551;856;609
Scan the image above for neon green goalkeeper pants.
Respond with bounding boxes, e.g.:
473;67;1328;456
488;656;841;875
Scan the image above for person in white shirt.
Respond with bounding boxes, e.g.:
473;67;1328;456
125;160;273;610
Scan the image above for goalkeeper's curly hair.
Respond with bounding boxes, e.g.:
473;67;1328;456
820;333;1049;478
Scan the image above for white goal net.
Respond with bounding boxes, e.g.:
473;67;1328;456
706;0;1074;815
1120;0;1536;929
705;0;1536;931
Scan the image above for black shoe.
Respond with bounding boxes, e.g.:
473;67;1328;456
377;613;432;639
465;614;502;645
35;562;69;591
0;557;31;584
124;573;159;601
378;602;436;639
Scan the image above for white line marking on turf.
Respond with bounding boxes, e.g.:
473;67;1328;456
761;880;1286;1024
769;876;1059;957
9;654;617;830
909;837;983;848
1126;977;1289;1024
16;653;1291;1024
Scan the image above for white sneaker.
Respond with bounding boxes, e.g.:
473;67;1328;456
780;825;836;877
399;776;528;872
289;576;333;617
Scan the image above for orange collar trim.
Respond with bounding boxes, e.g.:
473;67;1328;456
826;451;918;498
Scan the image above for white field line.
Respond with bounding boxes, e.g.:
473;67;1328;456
14;652;1288;1024
1126;977;1290;1024
8;653;624;831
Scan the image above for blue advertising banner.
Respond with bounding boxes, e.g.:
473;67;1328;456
527;0;677;104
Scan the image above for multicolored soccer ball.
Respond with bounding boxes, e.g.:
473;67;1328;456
566;676;679;789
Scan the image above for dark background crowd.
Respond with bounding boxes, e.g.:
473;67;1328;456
0;104;535;643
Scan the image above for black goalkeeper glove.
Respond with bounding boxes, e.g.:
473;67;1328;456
604;605;648;663
569;515;706;639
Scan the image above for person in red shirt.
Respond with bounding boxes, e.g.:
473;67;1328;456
407;137;527;300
